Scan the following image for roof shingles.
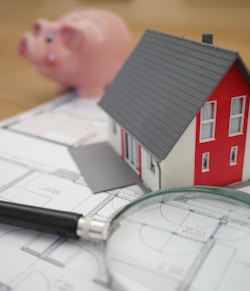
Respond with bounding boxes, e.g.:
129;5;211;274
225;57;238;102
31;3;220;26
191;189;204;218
99;30;246;161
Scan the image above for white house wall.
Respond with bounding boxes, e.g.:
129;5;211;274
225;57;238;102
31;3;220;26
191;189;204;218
160;118;196;189
108;117;196;191
243;104;250;181
108;118;122;155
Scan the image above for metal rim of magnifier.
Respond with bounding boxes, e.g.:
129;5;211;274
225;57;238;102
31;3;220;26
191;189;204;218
109;185;250;227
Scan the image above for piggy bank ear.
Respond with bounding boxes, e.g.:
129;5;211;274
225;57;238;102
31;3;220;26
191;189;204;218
60;25;82;50
33;19;51;36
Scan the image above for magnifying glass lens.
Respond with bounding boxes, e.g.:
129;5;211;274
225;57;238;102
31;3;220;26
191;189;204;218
104;187;250;291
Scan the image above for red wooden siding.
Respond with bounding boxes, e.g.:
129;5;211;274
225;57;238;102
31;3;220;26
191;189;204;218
194;64;250;186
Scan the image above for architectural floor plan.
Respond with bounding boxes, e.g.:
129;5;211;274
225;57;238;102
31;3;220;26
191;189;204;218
2;93;108;146
0;93;144;291
106;188;250;291
0;92;249;291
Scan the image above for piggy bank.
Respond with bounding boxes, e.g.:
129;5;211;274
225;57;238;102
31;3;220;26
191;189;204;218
18;9;133;97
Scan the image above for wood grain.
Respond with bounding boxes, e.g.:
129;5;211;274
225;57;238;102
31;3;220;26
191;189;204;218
0;0;249;120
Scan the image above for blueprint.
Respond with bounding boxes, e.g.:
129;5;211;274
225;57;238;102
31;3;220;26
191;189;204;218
1;92;108;146
0;93;144;291
0;92;250;291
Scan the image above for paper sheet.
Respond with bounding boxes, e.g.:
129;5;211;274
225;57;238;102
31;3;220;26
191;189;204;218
0;93;249;291
0;93;144;291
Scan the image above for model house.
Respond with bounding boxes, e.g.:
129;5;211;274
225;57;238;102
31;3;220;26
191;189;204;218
99;30;250;191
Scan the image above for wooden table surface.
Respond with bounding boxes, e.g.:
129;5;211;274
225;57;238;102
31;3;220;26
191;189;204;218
0;0;249;120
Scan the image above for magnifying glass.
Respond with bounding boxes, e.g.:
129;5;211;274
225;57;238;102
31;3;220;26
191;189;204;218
1;186;250;291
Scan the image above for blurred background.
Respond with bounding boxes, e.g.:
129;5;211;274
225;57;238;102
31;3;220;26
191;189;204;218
0;0;249;120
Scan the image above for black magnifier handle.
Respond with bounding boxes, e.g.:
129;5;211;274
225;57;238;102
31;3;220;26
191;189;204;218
0;201;108;240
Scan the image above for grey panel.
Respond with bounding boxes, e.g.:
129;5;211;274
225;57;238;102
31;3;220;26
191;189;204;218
99;30;249;161
69;142;140;193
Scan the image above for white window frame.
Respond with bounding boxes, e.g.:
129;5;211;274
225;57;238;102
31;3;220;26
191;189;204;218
229;96;246;136
147;154;156;174
230;146;238;165
112;120;117;135
202;152;210;172
200;101;217;142
124;132;139;173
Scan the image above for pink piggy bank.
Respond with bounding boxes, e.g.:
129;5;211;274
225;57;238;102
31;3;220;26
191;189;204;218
18;9;133;97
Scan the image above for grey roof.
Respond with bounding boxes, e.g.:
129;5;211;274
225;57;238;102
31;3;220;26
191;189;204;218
99;30;250;161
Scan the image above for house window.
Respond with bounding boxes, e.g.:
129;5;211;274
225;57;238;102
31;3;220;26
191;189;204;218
148;155;156;174
112;120;117;134
229;96;246;136
230;146;238;165
124;132;139;172
200;102;216;142
202;152;210;172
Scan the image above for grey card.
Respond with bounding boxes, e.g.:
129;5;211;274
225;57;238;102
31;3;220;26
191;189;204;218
69;142;141;193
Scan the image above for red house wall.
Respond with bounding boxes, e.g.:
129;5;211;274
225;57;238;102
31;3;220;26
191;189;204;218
194;64;250;186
